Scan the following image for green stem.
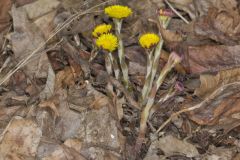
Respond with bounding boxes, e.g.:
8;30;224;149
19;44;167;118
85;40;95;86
108;52;120;79
105;52;113;75
143;17;171;103
145;41;164;101
141;49;154;103
138;52;181;149
114;18;129;89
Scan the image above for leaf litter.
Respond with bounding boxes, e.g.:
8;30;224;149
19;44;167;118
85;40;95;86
0;0;240;159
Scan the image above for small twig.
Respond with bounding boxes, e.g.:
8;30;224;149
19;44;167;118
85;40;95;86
164;0;190;24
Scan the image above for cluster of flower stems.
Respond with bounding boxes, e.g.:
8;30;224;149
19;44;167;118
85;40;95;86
93;5;182;154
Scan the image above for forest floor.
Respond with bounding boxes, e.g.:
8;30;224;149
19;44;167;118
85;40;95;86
0;0;240;159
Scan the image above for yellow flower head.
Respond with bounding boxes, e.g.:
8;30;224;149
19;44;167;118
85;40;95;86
139;33;160;49
92;24;112;38
96;33;118;52
104;5;132;19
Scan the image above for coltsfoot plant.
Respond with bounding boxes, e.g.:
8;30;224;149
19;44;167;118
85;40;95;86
105;5;132;89
91;6;182;156
139;33;160;103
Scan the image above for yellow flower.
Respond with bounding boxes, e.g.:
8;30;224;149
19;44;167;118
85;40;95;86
105;5;132;19
139;33;160;49
96;33;118;52
92;24;112;37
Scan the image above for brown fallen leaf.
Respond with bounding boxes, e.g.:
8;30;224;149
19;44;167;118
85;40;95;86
0;0;12;32
34;10;57;40
9;70;27;95
192;0;238;17
22;0;60;20
0;116;42;159
39;95;60;118
64;138;83;152
200;146;237;160
42;144;86;160
0;106;22;121
233;153;240;160
146;135;199;158
195;8;240;45
0;91;29;108
14;0;35;7
10;5;49;78
55;67;76;90
90;95;110;110
185;84;240;125
195;68;240;97
160;27;183;43
186;45;240;74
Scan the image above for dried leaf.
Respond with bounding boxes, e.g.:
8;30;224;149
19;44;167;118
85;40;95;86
186;84;240;125
55;67;75;90
40;65;55;100
195;8;240;45
146;135;199;157
42;145;86;160
34;10;57;39
0;117;42;159
64;139;82;151
200;146;237;160
39;95;60;118
160;28;183;43
10;5;49;78
0;0;12;32
196;0;238;16
9;70;27;95
116;97;125;121
23;0;60;20
0;106;21;121
90;95;110;110
195;68;240;97
186;45;240;73
14;0;35;7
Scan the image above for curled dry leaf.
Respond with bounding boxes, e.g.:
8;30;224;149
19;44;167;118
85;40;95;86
146;135;199;158
185;83;240;125
0;106;21;121
0;117;42;159
160;28;183;43
184;68;240;126
195;68;240;97
34;10;57;40
40;65;55;99
22;0;60;20
0;0;12;32
14;0;35;7
39;95;60;118
0;0;12;48
192;0;238;17
42;144;86;160
55;67;76;90
10;5;49;78
186;45;240;73
195;8;240;45
200;146;237;160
